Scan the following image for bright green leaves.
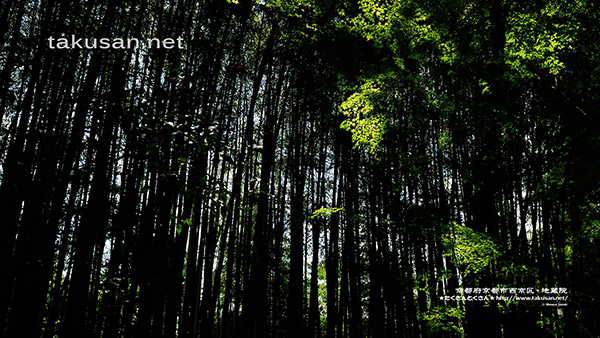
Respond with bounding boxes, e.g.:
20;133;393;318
336;0;465;159
438;130;450;150
421;306;465;338
505;1;582;80
405;10;458;66
478;79;491;95
346;0;396;45
444;222;500;277
268;0;316;18
310;207;345;219
339;76;391;156
345;0;458;67
176;218;192;235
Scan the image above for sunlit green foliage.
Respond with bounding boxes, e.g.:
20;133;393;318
421;306;465;338
339;76;390;156
444;222;500;277
310;207;345;219
505;1;582;80
344;0;458;66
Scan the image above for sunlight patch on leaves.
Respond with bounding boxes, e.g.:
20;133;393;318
444;222;500;277
421;306;465;338
339;79;388;156
505;1;582;79
311;207;345;219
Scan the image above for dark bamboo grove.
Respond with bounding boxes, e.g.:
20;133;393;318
1;0;600;337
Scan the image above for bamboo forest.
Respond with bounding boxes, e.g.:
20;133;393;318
1;0;600;337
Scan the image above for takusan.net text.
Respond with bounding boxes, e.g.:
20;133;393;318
47;35;184;49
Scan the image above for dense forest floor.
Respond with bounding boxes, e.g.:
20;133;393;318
1;0;600;337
